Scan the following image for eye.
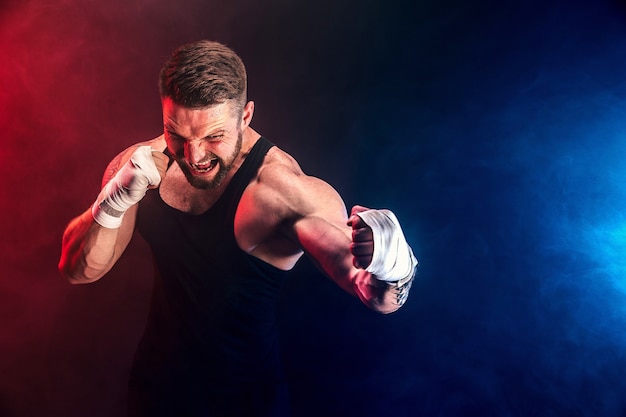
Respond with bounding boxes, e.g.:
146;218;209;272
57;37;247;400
166;131;183;143
165;131;185;155
206;134;224;142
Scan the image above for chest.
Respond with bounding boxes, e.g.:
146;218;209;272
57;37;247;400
155;160;301;270
159;165;226;214
157;165;276;252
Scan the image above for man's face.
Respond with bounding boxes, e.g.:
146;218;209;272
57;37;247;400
162;98;243;190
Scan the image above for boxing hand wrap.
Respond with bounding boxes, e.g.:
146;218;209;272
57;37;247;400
92;146;161;228
355;209;418;284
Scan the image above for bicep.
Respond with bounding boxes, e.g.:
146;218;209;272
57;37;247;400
289;181;357;292
258;157;357;285
294;215;352;271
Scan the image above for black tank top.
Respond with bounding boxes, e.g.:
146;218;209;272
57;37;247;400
133;137;289;414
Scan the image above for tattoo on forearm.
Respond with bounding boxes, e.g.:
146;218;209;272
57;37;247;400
392;275;414;305
98;200;125;217
104;153;123;183
383;270;416;306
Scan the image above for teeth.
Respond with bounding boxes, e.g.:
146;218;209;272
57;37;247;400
192;159;217;172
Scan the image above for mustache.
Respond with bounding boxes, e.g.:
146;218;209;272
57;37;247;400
169;151;221;167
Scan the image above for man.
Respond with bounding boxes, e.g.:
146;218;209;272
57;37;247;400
58;40;417;417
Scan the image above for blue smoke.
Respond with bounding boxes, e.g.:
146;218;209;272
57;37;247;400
4;0;626;415
325;1;626;415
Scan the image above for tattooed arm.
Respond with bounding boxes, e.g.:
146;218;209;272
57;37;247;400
249;151;416;314
58;139;167;283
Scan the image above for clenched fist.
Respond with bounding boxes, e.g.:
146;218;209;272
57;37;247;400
348;205;375;270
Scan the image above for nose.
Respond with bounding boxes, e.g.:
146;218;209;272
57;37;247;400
185;140;207;165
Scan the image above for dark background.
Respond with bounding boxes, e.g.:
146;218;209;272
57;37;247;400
2;0;626;415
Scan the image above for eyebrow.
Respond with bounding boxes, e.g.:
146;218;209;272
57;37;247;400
164;127;226;140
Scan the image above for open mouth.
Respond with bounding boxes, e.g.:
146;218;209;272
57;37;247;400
190;158;218;174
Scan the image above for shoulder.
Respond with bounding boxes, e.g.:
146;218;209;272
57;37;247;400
258;145;303;184
251;145;347;219
235;141;351;265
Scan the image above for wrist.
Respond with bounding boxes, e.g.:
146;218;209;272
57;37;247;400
91;199;125;229
376;266;416;307
357;209;418;282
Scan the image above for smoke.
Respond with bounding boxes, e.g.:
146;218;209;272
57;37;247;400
4;0;626;415
326;1;626;414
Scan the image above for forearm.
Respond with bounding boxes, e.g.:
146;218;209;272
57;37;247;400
58;145;164;283
295;214;416;313
58;209;122;283
307;244;414;314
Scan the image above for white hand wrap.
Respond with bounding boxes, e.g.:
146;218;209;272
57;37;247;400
355;209;418;283
92;146;161;229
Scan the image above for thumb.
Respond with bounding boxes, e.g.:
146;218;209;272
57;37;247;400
347;205;371;227
350;205;371;217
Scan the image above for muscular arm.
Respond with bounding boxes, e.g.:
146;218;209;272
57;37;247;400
58;205;137;283
292;190;410;314
58;140;168;283
58;151;138;284
259;155;414;314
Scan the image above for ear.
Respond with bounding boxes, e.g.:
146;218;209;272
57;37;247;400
240;101;254;130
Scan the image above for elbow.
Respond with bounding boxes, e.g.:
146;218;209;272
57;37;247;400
57;255;102;285
66;273;101;285
58;217;111;284
60;268;101;285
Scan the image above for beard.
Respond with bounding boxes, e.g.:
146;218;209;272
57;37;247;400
176;131;243;190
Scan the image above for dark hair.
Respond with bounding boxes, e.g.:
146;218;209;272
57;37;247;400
159;40;247;112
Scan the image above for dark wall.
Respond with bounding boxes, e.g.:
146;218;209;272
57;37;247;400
2;0;626;415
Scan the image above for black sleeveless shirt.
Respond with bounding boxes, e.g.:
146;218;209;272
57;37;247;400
133;137;290;415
